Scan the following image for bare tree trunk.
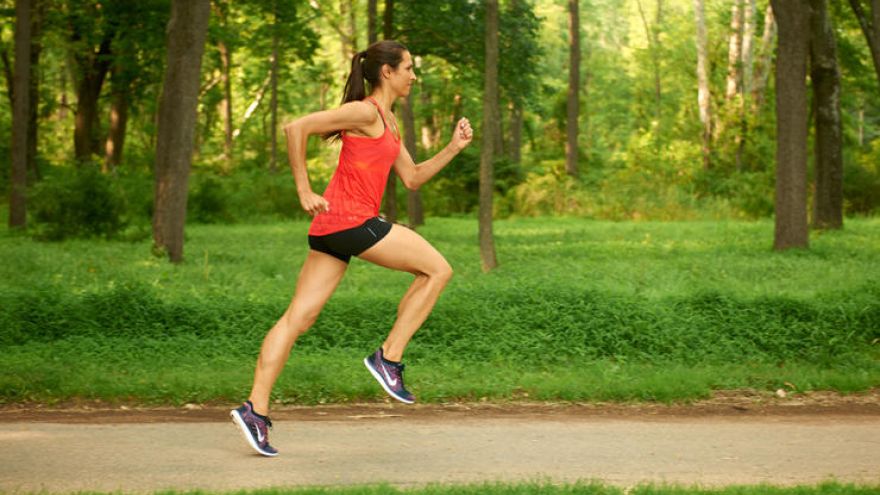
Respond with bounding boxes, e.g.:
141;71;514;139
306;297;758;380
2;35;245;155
218;40;233;170
770;0;810;250
26;0;42;182
72;27;113;162
810;0;843;230
10;0;32;229
368;0;378;44
742;0;757;96
270;2;279;173
736;0;757;170
383;0;394;38
103;65;128;172
1;47;11;109
480;0;500;271
152;0;211;263
726;0;744;100
637;0;663;122
752;6;777;110
848;0;880;87
694;0;713;169
381;0;397;222
566;0;580;177
400;92;422;226
507;100;522;165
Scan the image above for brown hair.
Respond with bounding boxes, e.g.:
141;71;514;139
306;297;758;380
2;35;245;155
323;40;409;141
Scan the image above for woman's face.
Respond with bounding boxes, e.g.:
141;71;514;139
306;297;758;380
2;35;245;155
386;51;417;97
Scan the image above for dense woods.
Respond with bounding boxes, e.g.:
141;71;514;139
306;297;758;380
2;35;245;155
3;0;880;260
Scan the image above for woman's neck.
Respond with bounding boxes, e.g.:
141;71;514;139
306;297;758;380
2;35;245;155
369;88;397;115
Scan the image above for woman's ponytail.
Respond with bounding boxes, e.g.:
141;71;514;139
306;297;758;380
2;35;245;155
323;41;408;142
342;51;368;105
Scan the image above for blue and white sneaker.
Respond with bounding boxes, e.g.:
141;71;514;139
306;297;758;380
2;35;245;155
364;348;415;404
230;401;279;457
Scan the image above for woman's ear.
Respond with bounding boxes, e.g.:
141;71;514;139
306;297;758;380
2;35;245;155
381;64;392;79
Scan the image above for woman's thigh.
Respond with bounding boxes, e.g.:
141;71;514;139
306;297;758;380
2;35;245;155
357;224;450;275
289;249;349;313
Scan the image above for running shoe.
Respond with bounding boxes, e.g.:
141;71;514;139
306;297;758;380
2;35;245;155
230;401;278;457
363;348;415;404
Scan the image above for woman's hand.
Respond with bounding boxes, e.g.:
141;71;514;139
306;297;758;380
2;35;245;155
299;190;330;216
450;117;474;151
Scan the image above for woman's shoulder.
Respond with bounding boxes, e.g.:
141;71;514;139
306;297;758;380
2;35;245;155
339;100;379;126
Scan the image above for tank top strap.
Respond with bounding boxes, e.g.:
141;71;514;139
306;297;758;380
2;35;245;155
365;96;388;129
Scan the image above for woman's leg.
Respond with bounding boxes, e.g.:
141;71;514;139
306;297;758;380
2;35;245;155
248;250;348;415
358;224;453;361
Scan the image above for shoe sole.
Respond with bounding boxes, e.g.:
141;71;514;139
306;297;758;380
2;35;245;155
363;357;416;404
230;410;279;457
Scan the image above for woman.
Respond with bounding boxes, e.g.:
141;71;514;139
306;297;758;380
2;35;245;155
231;40;474;457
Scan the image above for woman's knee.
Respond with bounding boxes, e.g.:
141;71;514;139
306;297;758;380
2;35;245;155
282;304;321;335
426;258;453;285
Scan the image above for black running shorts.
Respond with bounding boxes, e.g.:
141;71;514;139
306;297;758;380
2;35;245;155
308;217;393;263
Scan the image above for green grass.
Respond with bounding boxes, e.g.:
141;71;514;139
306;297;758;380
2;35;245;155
144;481;880;495
1;218;878;404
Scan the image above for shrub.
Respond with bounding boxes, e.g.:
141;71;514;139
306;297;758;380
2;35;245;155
29;165;127;240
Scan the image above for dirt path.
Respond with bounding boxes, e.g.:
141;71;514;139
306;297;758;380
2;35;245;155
2;398;879;493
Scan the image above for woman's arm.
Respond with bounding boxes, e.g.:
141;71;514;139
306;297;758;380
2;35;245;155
393;117;473;190
282;102;378;215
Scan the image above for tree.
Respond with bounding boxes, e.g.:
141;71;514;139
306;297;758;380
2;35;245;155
848;0;880;87
694;0;712;169
480;0;499;271
565;0;580;177
725;0;744;100
382;0;398;222
751;5;776;110
69;2;114;162
810;0;843;229
770;0;811;250
368;0;378;44
10;0;32;228
152;0;211;263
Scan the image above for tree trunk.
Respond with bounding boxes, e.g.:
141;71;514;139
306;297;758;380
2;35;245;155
810;0;843;230
368;0;378;44
26;0;42;183
72;31;113;162
152;0;211;263
1;47;11;109
566;0;580;177
270;1;279;173
848;0;880;87
770;0;810;250
508;100;522;165
218;40;233;170
752;6;777;110
401;92;422;226
694;0;713;169
726;0;744;100
736;0;757;170
636;0;663;123
480;0;500;271
10;0;32;229
103;66;128;172
382;0;397;222
742;0;757;96
383;0;394;39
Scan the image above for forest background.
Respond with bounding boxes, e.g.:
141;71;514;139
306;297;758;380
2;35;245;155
3;0;879;241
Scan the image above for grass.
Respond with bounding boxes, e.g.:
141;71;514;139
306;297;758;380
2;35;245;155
1;217;878;404
136;481;880;494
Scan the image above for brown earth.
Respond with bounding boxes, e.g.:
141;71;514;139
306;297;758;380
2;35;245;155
1;391;878;493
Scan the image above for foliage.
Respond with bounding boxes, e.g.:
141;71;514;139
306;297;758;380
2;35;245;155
27;165;127;240
1;218;878;403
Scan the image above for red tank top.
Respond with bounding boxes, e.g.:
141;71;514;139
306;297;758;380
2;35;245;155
308;97;401;236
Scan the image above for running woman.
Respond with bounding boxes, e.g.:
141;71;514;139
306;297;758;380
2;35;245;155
231;40;474;456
